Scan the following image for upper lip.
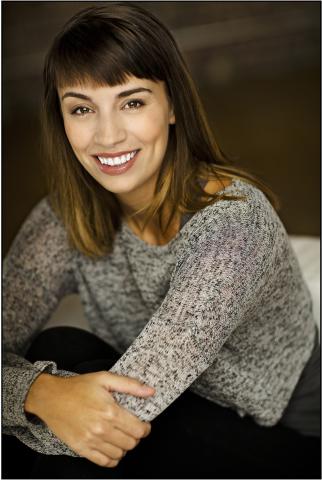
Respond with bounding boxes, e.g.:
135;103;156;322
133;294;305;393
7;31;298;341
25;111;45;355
94;149;138;158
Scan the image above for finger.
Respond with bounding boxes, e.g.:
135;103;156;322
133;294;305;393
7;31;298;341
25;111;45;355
107;459;119;468
96;442;125;461
101;372;155;397
100;401;148;439
109;405;151;439
84;449;112;468
141;422;152;438
107;427;140;451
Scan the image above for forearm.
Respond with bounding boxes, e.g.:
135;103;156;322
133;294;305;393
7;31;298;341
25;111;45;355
3;357;79;456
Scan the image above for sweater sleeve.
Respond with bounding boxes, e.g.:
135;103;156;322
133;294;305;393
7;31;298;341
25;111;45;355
3;199;80;456
110;200;277;421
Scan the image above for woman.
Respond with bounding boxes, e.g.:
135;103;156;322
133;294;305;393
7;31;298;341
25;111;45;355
3;3;320;479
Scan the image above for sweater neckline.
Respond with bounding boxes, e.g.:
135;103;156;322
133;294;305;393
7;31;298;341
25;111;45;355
121;178;241;251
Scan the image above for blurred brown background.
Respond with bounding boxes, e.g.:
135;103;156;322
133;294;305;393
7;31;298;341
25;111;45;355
3;1;320;255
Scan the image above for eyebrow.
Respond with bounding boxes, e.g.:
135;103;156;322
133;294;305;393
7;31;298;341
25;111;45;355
61;87;152;102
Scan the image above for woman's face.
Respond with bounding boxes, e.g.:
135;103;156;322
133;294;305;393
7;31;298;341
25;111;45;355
59;76;175;213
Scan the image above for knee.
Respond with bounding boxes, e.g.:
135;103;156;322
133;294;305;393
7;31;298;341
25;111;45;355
25;326;83;363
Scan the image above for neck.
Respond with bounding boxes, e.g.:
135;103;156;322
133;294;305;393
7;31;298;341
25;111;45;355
116;177;156;223
123;199;181;244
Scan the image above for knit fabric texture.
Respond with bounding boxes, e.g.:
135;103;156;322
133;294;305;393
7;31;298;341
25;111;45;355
3;178;316;456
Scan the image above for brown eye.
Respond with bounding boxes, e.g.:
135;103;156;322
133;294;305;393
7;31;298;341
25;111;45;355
123;99;144;110
71;106;93;116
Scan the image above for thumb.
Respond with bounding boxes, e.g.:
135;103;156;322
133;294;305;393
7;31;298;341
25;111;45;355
102;372;155;397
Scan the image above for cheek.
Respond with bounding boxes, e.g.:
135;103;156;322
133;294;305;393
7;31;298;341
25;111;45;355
132;110;169;144
64;121;91;152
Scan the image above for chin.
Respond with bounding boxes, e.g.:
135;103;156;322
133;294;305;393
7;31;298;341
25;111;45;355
99;179;138;194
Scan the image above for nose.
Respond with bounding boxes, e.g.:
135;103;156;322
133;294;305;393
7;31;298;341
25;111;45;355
94;113;126;147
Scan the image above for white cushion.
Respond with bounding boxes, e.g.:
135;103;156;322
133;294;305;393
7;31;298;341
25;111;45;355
289;235;320;331
43;294;89;331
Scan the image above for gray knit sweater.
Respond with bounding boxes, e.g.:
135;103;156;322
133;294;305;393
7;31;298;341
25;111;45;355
3;178;316;456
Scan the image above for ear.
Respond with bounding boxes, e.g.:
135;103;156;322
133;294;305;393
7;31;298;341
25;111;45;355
169;106;176;125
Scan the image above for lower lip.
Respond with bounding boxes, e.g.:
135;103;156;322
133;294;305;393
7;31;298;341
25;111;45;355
94;150;140;176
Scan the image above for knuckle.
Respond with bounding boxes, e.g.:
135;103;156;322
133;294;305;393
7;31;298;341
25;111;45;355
105;406;117;420
91;423;104;436
83;431;94;443
132;378;142;386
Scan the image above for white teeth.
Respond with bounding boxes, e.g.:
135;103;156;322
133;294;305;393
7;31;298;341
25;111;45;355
98;150;137;166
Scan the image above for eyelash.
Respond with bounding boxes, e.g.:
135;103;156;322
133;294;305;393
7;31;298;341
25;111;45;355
71;106;93;116
123;99;145;110
70;99;145;116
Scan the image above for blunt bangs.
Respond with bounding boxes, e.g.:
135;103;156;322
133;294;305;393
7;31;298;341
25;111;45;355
42;3;279;258
48;7;170;91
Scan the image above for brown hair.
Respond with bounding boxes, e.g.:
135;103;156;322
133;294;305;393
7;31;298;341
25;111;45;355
43;2;279;257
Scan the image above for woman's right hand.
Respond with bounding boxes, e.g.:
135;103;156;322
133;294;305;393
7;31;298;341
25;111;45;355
24;371;155;467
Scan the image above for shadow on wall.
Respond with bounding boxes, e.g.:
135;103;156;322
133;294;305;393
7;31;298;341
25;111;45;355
3;1;320;255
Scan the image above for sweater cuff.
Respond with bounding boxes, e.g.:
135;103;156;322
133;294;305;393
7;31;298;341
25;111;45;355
22;361;79;427
17;360;59;427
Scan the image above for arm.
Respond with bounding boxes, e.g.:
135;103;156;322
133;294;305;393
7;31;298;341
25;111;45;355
109;202;277;421
3;199;80;455
3;199;154;462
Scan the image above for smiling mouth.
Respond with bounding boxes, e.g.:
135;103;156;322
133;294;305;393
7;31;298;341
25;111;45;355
96;150;139;166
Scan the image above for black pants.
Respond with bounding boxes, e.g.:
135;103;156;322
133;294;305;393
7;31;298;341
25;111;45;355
2;327;321;479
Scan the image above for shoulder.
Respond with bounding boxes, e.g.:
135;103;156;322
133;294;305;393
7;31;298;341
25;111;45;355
178;179;285;259
23;196;63;228
6;196;71;259
172;179;285;283
185;179;284;243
